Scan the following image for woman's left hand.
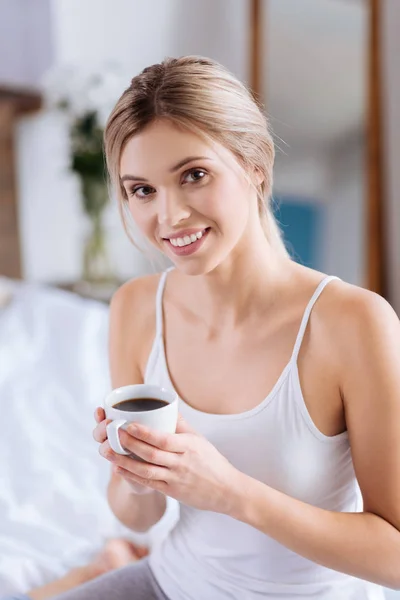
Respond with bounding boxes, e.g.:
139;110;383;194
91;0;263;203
99;415;241;515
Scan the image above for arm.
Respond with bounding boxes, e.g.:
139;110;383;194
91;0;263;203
228;289;400;589
105;276;167;533
107;469;166;533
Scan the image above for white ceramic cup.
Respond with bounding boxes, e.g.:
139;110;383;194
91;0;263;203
104;384;178;456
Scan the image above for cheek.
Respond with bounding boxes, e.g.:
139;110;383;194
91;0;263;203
202;180;249;230
129;206;154;243
127;202;155;236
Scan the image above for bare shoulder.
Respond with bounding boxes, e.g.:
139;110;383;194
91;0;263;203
314;277;400;394
290;264;397;342
108;272;162;386
316;277;399;348
110;272;161;318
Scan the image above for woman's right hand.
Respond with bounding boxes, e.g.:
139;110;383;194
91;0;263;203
93;407;153;495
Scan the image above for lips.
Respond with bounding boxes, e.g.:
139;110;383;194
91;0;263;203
164;228;210;256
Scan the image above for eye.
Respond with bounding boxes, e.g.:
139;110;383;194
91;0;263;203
182;168;208;184
128;185;155;200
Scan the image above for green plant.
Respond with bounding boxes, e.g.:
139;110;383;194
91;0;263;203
70;111;108;218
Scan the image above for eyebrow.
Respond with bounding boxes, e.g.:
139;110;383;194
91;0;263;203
120;156;212;183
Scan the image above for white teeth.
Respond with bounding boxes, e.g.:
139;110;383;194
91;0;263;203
169;229;207;248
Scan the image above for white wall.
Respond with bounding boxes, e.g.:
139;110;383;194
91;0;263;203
52;0;248;83
273;149;332;201
0;0;53;87
322;132;366;286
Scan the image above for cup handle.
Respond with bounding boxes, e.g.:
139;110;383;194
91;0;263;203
106;420;130;455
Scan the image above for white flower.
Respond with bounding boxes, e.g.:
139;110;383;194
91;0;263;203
41;62;131;125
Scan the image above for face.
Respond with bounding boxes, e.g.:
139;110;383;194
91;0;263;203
120;119;260;276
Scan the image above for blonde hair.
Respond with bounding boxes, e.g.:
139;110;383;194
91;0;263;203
104;55;288;258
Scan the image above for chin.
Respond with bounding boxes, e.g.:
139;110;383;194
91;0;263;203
169;258;212;277
168;252;230;277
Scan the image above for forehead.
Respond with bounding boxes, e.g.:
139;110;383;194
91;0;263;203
120;119;238;179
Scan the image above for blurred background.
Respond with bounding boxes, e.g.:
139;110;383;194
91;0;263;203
0;0;399;597
0;0;398;309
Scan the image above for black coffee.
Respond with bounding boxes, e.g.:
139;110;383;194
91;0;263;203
113;398;169;412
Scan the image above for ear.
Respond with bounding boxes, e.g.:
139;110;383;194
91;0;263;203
252;166;265;187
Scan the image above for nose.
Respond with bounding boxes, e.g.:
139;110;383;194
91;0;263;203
157;189;191;228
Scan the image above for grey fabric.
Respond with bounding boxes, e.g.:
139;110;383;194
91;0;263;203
18;559;169;600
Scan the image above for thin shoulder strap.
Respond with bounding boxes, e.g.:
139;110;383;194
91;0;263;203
155;267;174;337
291;275;340;363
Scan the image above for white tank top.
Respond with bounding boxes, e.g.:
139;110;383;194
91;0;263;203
147;269;384;600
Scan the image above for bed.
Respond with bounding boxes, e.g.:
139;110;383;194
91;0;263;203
0;277;177;595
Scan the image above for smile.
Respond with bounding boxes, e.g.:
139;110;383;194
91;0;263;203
169;229;207;247
164;228;210;256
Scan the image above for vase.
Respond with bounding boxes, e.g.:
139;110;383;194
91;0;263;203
79;177;117;294
82;212;113;282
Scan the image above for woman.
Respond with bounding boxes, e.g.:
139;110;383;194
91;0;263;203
11;55;400;599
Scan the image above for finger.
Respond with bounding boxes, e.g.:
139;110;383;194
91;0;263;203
126;423;183;453
119;429;176;468
99;439;112;458
125;541;149;559
135;546;149;559
94;407;102;422
114;465;168;494
100;442;170;485
94;407;106;423
93;418;112;443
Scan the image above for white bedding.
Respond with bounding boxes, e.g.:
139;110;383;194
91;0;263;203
0;280;177;595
